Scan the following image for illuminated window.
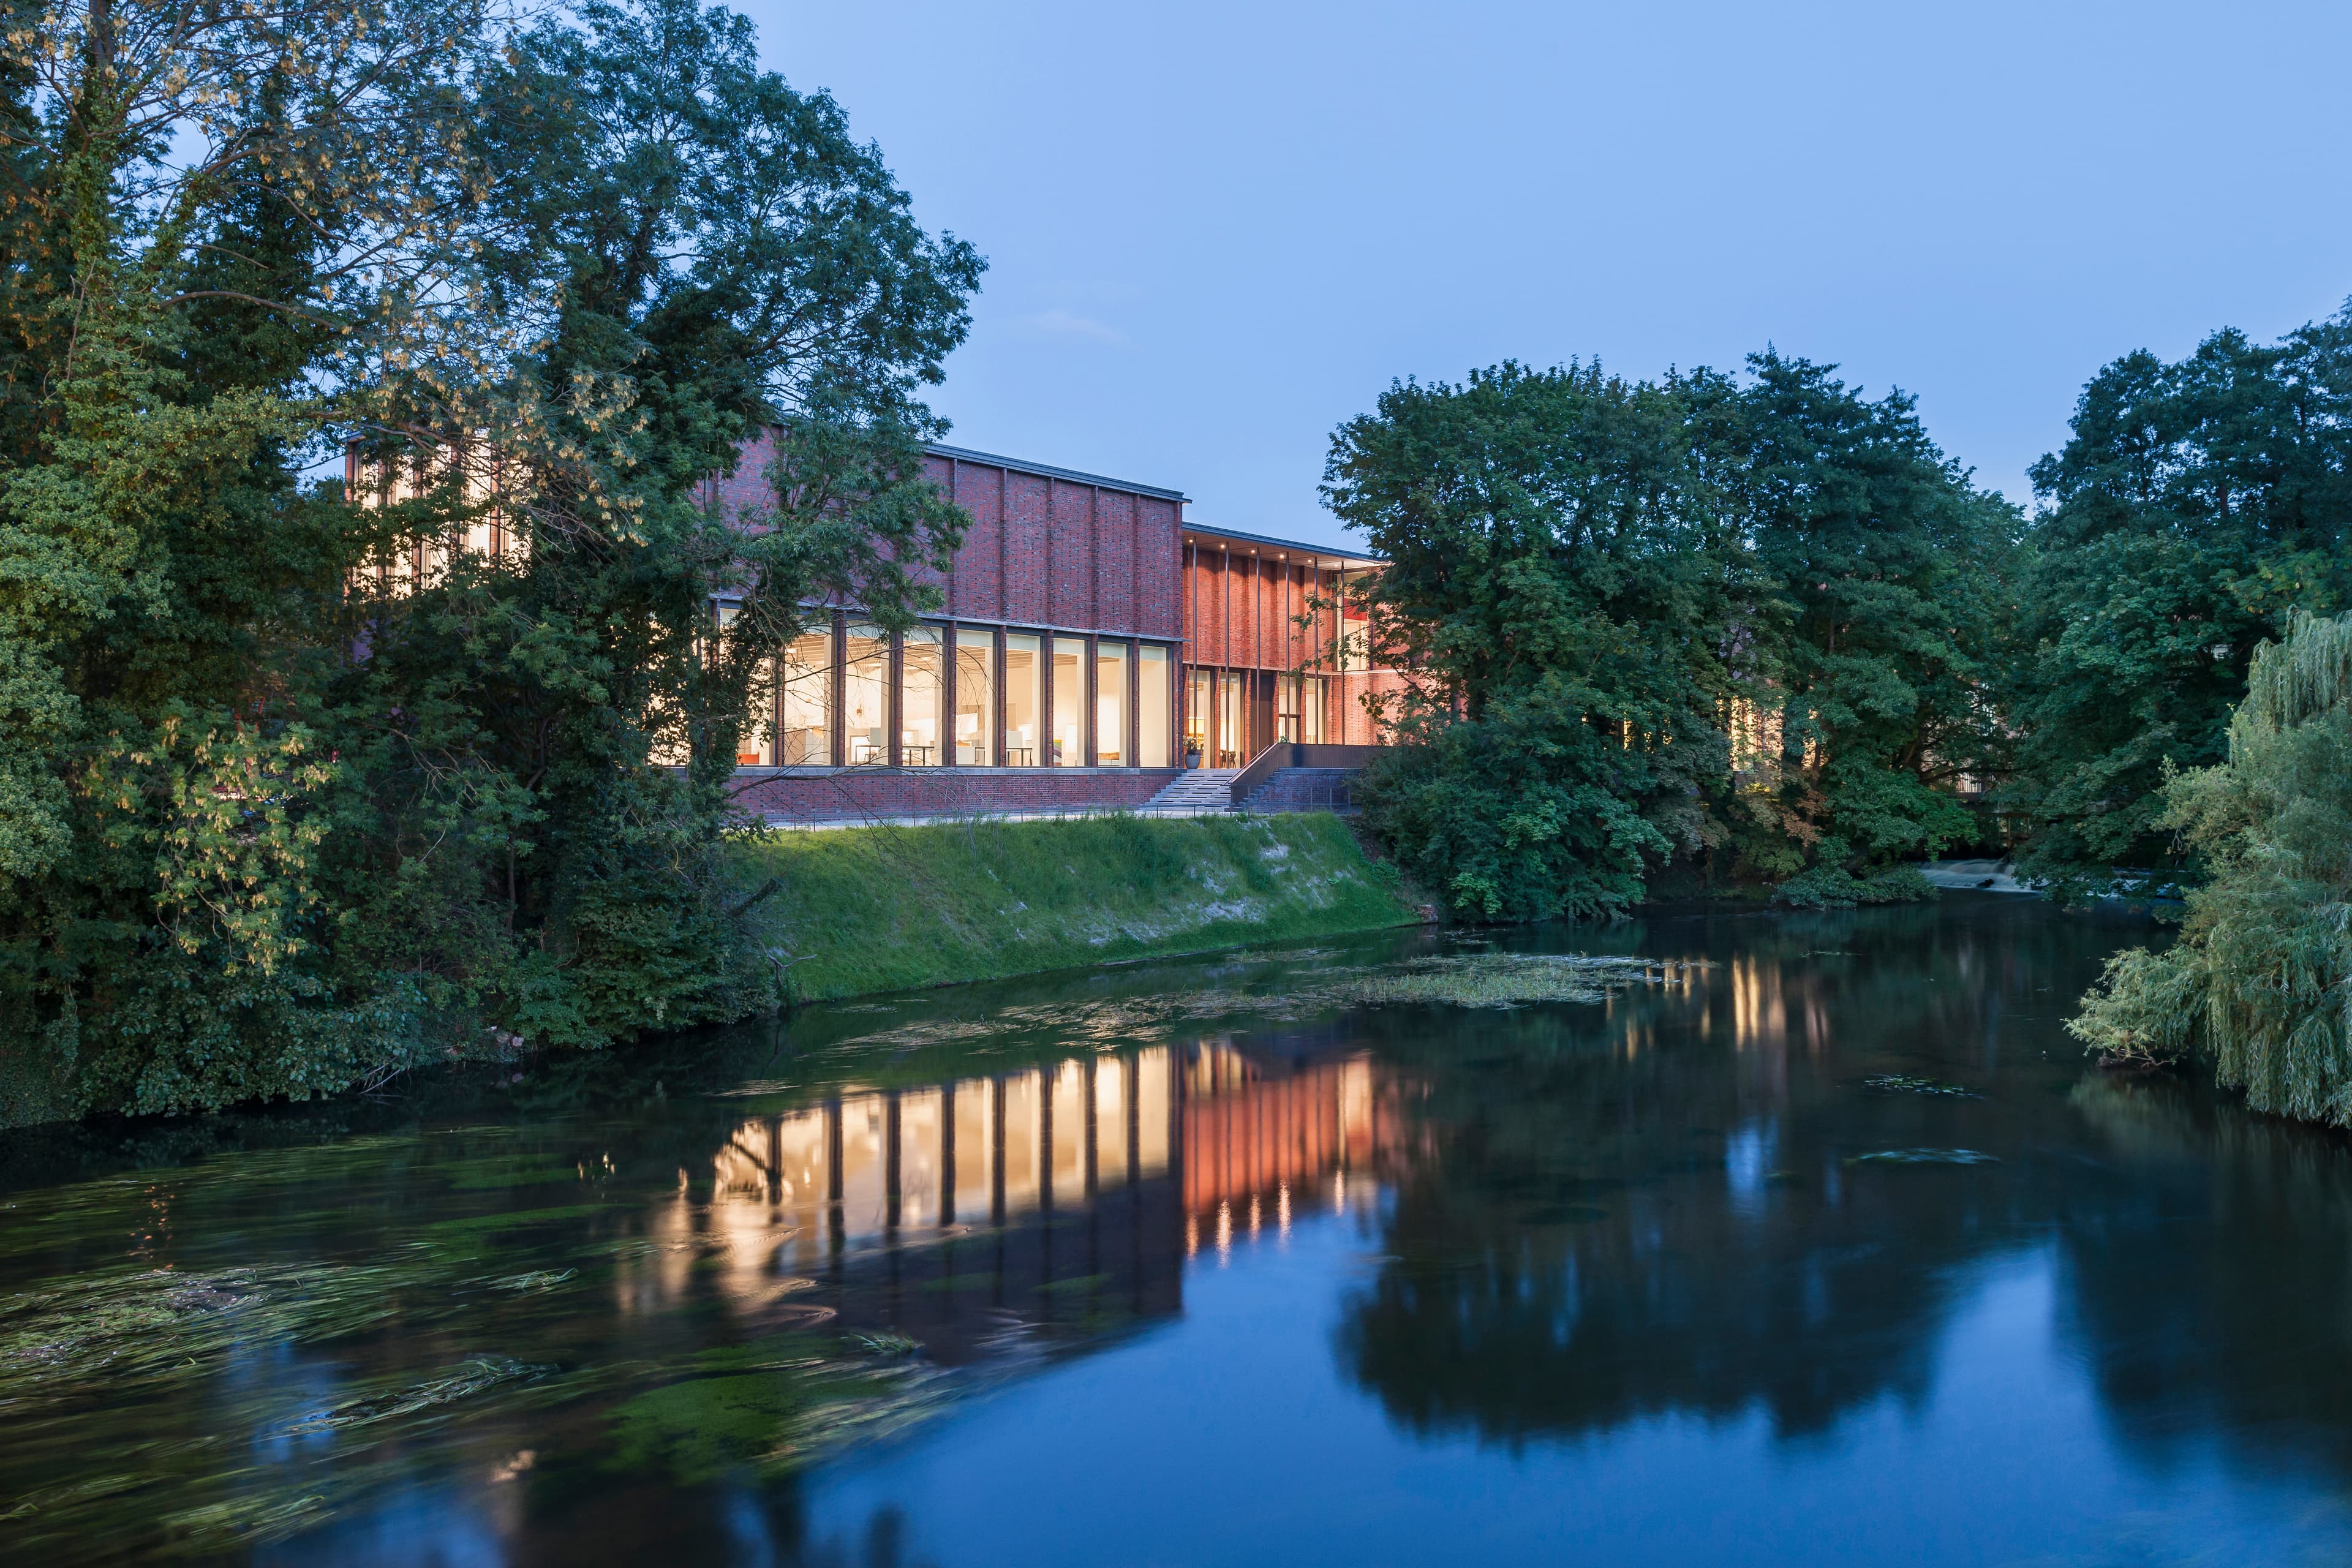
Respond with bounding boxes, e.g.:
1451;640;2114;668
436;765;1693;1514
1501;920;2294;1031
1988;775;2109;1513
1095;641;1129;766
780;628;832;764
1139;646;1172;767
955;628;995;766
1005;634;1042;766
1216;669;1244;767
843;623;888;764
1050;636;1086;766
902;625;942;767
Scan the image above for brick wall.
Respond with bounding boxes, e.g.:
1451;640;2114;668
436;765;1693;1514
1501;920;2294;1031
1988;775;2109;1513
698;434;1184;642
929;452;1180;638
1178;540;1344;676
734;767;1178;824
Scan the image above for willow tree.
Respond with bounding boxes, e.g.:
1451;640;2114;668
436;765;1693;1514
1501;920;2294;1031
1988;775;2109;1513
2071;610;2352;1126
2011;312;2352;884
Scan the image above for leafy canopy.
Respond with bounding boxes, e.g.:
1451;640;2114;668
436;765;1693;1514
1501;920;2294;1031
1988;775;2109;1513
0;0;982;1121
1327;353;2014;920
2009;310;2352;881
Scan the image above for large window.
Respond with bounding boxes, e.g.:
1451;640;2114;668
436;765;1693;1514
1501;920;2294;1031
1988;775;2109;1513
1050;636;1087;766
780;628;832;764
1139;646;1171;767
738;657;775;765
954;627;995;766
843;623;889;764
714;606;769;765
728;624;1196;772
1216;669;1245;767
1095;641;1129;766
902;625;942;766
1005;633;1042;766
1339;568;1368;674
1276;673;1327;745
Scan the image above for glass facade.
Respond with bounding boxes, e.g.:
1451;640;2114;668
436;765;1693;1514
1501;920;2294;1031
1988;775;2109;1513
954;628;995;766
1278;673;1327;744
780;628;831;763
1139;646;1172;767
1216;669;1245;767
1095;641;1129;767
902;625;942;767
1004;633;1042;766
1050;636;1086;766
711;614;1178;772
843;623;889;764
1185;669;1211;762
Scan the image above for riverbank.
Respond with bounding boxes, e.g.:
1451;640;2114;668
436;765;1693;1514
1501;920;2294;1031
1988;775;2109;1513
729;812;1423;1001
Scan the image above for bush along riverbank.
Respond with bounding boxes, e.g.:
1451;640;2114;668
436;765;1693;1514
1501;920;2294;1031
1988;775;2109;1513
731;812;1422;1002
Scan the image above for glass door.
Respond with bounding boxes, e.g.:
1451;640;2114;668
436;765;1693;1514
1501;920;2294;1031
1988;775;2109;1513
1216;670;1244;767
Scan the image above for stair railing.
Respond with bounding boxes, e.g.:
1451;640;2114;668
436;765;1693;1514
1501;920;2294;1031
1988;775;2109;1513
1227;742;1387;812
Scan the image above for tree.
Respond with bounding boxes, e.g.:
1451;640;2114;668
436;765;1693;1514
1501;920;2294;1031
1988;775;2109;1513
2010;312;2352;883
2069;610;2352;1128
1326;353;2013;919
1326;361;1747;920
0;0;983;1120
1728;352;2019;900
0;0;496;1115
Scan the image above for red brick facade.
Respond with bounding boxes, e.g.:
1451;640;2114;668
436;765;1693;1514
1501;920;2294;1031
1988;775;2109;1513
707;439;1394;821
701;435;1183;641
730;765;1176;826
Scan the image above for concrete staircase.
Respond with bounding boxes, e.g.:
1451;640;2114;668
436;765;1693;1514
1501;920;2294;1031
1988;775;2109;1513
1235;767;1359;815
1137;767;1240;813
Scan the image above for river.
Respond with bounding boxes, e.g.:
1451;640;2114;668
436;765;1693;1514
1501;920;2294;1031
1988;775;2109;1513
6;892;2351;1565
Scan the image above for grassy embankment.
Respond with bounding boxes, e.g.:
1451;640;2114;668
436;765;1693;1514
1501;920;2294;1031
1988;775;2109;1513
731;812;1420;1001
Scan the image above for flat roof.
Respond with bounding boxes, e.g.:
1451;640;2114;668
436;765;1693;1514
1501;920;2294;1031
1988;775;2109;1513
926;442;1187;503
1183;521;1379;568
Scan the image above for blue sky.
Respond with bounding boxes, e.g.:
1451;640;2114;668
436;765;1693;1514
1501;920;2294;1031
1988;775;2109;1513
752;1;2352;551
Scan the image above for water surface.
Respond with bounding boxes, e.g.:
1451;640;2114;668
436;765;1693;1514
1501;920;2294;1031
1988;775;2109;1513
7;895;2352;1565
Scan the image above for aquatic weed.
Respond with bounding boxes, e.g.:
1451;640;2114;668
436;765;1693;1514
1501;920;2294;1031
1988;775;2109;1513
1859;1075;1983;1098
1844;1148;1999;1166
286;1357;555;1433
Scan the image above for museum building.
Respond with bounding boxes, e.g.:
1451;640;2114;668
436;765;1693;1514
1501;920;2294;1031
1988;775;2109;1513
709;434;1392;824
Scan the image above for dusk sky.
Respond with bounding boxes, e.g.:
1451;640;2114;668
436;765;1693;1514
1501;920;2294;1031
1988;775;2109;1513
755;1;2352;550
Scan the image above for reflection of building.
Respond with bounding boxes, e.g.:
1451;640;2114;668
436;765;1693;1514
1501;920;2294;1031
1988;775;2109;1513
1180;1046;1410;1258
647;1043;1413;1358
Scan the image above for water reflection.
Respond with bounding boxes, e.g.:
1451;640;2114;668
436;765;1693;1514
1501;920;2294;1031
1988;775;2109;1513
639;1044;1420;1365
15;902;2352;1566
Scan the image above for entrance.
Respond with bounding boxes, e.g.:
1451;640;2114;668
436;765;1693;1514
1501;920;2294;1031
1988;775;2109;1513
1215;670;1245;767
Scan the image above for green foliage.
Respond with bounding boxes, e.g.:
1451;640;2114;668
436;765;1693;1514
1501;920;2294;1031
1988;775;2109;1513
1329;355;2013;920
1329;363;1745;920
2070;611;2352;1127
1733;353;2015;875
733;812;1416;1001
2010;311;2352;878
0;0;981;1118
1768;856;1936;910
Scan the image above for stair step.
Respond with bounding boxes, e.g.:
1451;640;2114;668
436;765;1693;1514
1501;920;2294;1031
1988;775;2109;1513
1138;768;1240;813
